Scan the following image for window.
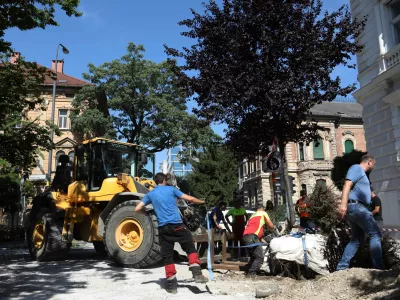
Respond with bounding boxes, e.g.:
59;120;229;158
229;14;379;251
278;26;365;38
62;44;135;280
76;149;89;181
390;0;400;44
344;140;354;154
239;164;243;178
65;93;75;98
68;151;75;165
301;184;307;194
313;139;324;160
299;143;304;161
55;151;66;167
248;188;252;207
173;162;182;170
58;109;68;129
171;147;180;155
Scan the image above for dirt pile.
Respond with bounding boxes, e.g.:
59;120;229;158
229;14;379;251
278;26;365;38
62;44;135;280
212;267;400;300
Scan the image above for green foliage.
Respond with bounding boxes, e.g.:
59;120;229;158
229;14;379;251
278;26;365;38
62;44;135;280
331;149;367;190
176;176;192;195
71;42;218;155
0;0;81;52
0;56;54;170
267;205;286;226
187;144;238;207
165;0;366;159
23;180;36;198
0;173;20;214
307;184;340;233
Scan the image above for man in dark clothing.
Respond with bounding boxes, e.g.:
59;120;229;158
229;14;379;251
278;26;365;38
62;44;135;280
209;201;231;231
370;188;383;228
134;173;208;294
51;154;72;193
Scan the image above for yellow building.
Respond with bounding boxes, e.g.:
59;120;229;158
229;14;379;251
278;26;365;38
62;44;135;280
10;53;91;188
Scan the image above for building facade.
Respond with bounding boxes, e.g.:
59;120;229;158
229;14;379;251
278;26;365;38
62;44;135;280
166;145;194;177
11;53;91;187
350;0;400;226
238;102;366;209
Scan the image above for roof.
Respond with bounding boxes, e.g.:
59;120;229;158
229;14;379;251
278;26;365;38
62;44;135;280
39;64;92;87
309;101;363;118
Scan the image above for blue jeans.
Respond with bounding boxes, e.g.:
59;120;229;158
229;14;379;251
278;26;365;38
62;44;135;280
336;204;383;271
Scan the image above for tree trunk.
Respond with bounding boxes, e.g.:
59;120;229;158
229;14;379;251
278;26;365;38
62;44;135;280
277;138;296;225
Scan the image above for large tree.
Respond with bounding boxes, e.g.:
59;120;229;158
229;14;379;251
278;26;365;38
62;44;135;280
165;0;366;220
0;55;59;170
71;42;217;154
187;144;238;207
0;0;81;171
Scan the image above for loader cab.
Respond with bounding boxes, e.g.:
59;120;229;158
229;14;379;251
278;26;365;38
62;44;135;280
74;138;155;192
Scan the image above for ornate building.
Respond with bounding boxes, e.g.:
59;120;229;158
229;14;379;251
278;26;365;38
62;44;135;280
238;101;366;208
10;53;91;187
350;0;400;227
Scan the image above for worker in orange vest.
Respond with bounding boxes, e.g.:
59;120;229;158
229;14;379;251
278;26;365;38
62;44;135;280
295;190;313;229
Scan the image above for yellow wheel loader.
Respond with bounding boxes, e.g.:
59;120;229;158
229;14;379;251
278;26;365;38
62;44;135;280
24;138;162;267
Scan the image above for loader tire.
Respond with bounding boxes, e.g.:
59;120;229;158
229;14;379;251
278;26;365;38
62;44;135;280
93;241;107;255
104;200;162;268
27;212;70;261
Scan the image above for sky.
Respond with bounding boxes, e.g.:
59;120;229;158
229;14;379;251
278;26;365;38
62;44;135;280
5;0;357;170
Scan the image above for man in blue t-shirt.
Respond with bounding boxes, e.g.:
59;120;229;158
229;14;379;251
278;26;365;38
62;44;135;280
134;172;208;293
337;154;383;271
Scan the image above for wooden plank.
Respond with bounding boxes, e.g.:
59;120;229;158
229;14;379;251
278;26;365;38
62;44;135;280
220;261;247;266
193;233;225;242
199;254;225;264
211;264;241;271
222;231;227;262
210;229;215;265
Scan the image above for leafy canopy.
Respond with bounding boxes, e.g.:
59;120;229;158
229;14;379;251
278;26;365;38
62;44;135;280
0;0;81;53
0;55;63;170
187;144;238;207
71;42;218;154
165;0;366;158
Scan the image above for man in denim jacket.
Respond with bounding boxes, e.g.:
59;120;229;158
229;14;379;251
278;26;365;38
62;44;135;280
337;154;383;270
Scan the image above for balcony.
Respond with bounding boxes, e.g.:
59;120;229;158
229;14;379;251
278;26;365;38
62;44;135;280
385;43;400;69
297;160;333;172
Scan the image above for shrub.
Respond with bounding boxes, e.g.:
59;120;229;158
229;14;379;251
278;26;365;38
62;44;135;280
307;184;340;234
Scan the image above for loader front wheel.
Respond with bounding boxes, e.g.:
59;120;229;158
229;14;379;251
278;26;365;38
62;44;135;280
104;200;162;268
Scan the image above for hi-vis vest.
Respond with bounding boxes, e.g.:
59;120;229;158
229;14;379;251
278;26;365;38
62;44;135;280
297;197;310;219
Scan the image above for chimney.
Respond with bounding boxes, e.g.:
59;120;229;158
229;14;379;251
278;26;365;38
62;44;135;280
51;59;64;73
10;52;20;64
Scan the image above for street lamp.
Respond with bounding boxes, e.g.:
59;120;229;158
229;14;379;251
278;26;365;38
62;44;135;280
47;43;69;182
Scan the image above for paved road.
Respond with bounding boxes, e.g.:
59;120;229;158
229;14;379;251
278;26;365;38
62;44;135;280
0;243;254;300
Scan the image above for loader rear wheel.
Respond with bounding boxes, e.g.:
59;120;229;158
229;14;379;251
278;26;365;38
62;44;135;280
27;212;70;261
104;200;162;268
93;241;107;255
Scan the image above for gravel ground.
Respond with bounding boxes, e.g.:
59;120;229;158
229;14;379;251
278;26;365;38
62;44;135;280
1;243;400;300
